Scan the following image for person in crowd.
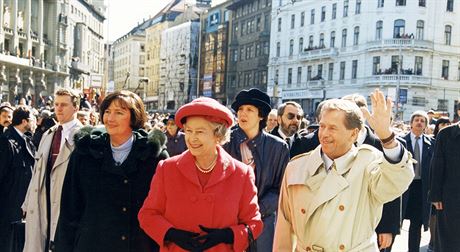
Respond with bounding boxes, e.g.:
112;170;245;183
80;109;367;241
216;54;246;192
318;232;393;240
265;109;278;132
138;97;263;251
89;110;99;126
76;110;90;126
430;123;460;251
32;110;56;148
54;90;169;252
270;101;311;158
164;114;187;157
402;111;434;252
274;90;414;251
23;88;82;252
453;107;460;123
0;106;36;250
224;88;290;252
427;110;437;125
432;117;451;138
343;93;409;252
0;104;13;135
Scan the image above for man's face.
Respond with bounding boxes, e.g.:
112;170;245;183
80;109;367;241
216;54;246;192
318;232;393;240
77;114;90;125
278;105;302;137
25;116;37;133
266;114;278;131
54;95;78;124
0;110;13;127
410;115;427;135
319;109;358;160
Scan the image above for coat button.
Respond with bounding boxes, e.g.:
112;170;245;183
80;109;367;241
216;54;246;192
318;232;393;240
123;179;128;184
122;207;127;212
121;235;127;240
190;196;197;202
306;246;311;251
339;244;345;250
300;208;306;214
339;205;345;211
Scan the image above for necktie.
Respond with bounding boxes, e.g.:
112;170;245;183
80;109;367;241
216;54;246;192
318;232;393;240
285;138;291;148
49;125;63;168
414;136;421;179
328;162;336;173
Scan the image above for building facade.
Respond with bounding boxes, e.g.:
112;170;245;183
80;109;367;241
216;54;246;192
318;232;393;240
226;0;272;105
268;0;460;120
198;1;231;105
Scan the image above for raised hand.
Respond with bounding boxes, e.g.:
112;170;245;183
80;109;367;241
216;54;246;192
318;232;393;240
360;89;393;141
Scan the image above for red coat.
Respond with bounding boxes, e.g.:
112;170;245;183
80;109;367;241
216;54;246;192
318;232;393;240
138;146;263;252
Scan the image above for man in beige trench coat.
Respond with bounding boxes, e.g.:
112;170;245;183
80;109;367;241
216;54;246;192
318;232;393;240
22;88;82;252
274;90;414;252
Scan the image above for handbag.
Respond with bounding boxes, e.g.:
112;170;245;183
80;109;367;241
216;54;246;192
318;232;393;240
8;220;25;252
244;224;257;252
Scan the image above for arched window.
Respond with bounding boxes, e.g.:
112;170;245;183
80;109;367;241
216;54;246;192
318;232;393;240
416;20;424;40
341;29;347;47
298;37;304;53
330;31;336;47
445;25;452;45
376;21;383;40
393;19;405;38
353;26;360;45
319;33;325;47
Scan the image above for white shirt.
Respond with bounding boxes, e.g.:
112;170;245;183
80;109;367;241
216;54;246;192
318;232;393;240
277;127;294;147
59;118;79;149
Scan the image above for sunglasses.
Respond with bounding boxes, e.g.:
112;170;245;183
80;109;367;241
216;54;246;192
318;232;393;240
286;113;302;120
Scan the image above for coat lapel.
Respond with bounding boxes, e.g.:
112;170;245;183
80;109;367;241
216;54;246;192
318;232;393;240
205;147;236;189
176;150;202;188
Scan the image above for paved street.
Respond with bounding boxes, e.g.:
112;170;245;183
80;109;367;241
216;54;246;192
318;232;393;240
392;220;431;252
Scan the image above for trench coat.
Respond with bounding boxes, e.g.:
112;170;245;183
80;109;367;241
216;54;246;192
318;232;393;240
22;121;82;252
138;146;263;252
274;144;414;252
54;128;169;252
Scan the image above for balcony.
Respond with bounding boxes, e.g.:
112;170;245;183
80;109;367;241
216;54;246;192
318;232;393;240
71;61;90;74
299;47;338;62
0;53;30;66
367;39;433;52
18;30;27;39
3;26;13;35
365;74;431;87
307;79;326;89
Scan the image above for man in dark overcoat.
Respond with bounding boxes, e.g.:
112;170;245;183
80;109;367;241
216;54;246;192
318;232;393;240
430;123;460;251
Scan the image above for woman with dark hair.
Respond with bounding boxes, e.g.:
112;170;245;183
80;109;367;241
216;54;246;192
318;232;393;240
54;90;169;252
224;88;290;252
433;117;451;138
138;97;262;251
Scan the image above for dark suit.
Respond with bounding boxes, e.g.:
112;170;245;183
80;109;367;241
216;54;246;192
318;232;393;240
403;132;433;252
271;126;319;158
0;127;35;250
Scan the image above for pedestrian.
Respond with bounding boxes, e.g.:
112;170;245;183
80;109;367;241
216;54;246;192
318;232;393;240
0;104;13;135
32;110;56;148
224;88;290;252
274;90;414;251
265;109;278;133
22;88;82;252
0;106;36;251
54;90;169;252
138;97;263;251
164;114;187;157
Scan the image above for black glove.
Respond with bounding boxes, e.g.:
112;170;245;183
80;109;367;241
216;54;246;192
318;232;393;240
196;225;234;250
164;228;201;251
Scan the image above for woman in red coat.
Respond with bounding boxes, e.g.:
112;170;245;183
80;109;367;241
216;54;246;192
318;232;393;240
138;97;263;252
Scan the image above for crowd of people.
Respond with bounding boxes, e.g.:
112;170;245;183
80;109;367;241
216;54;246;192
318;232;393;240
0;87;458;252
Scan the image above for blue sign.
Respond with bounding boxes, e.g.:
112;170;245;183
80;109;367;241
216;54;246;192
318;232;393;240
399;89;407;104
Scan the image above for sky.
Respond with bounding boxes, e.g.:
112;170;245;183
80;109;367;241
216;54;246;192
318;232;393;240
106;0;226;42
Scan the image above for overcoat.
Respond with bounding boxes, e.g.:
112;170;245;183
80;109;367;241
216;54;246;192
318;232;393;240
22;121;81;252
274;145;414;252
430;124;460;251
138;146;263;252
54;128;169;252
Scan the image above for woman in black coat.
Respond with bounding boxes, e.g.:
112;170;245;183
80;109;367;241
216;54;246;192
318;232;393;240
54;91;169;252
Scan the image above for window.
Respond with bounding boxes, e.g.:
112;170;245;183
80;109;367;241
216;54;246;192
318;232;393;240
373;56;380;75
355;0;361;14
240;47;245;61
391;55;402;73
263;41;269;55
289;39;294;56
278;18;282;32
412;97;426;106
256;16;261;31
442;60;449;79
416;20;424;40
317;64;323;78
330;31;336;47
396;0;406;6
415;56;423;75
447;0;454;11
328;63;334;80
332;3;337;19
319;33;325;47
353;26;359;45
233;49;238;62
299;37;304;53
378;0;384;7
351;60;358;79
343;0;349;17
309;35;314;48
275;69;279;84
445;25;452;45
419;0;426;7
310;9;315;24
297;67;302;84
438;99;448;111
376;21;383;40
307;66;312;80
288;68;292;85
264;14;270;31
255;43;261;57
458;61;460;80
393;19;405;38
341;29;347;48
300;12;305;27
241;23;245;36
321;6;326;21
340;61;346;80
291;14;295;29
276;42;280;57
262;71;267;84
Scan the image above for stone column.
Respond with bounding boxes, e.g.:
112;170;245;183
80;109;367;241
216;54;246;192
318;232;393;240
8;67;20;103
11;0;18;56
0;0;4;51
38;0;43;61
25;0;31;57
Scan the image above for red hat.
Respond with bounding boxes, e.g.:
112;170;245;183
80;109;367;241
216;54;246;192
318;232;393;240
175;97;234;128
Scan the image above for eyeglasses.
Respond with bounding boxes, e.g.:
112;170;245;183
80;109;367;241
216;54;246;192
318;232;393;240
286;113;302;120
